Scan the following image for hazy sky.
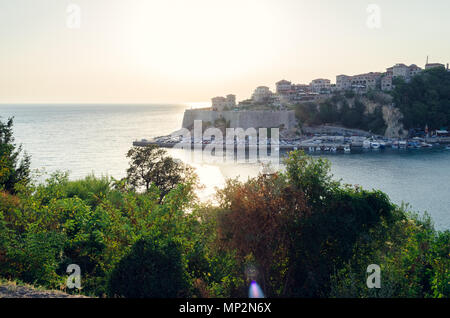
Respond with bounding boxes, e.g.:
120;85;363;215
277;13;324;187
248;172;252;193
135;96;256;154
1;0;449;104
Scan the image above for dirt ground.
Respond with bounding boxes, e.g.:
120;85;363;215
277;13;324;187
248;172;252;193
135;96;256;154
0;282;88;298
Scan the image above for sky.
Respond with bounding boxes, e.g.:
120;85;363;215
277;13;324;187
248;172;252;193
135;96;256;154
1;0;450;104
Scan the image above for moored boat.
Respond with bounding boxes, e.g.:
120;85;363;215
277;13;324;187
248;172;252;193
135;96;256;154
363;140;371;149
371;142;381;150
392;141;399;149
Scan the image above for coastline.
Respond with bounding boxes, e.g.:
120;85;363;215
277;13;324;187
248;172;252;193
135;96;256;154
134;134;450;153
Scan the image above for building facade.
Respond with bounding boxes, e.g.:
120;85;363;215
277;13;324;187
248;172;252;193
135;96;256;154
212;94;236;111
310;79;331;93
381;74;393;91
352;72;382;91
336;72;382;92
381;64;423;91
425;63;446;70
276;80;292;94
336;75;352;91
252;86;273;103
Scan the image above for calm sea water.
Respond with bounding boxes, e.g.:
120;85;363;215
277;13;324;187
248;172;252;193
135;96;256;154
1;104;449;230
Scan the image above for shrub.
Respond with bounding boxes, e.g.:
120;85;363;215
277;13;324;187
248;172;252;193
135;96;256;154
63;175;111;207
107;236;190;298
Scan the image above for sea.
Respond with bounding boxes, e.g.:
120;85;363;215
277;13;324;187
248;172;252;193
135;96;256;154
1;104;449;230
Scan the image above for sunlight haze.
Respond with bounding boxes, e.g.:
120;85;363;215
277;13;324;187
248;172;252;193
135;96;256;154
1;0;449;103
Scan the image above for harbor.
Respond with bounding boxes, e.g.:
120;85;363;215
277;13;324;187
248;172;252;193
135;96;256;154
133;133;450;154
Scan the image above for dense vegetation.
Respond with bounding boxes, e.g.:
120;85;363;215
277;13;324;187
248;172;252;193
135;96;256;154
0;117;31;194
0;117;448;298
392;68;450;130
294;92;388;135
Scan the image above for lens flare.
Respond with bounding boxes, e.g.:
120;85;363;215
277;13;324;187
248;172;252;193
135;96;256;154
249;281;265;298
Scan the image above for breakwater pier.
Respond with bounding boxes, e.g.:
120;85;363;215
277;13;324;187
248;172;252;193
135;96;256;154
133;134;450;154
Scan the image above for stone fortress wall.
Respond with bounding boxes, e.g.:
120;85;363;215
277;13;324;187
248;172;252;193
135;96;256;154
182;109;298;131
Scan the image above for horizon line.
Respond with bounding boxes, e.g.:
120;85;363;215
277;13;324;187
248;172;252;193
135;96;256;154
0;102;211;106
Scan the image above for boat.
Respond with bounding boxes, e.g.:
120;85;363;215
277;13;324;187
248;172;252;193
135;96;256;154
392;141;399;149
309;147;315;152
363;140;371;149
330;147;337;152
316;147;322;152
399;140;407;148
371;142;381;150
344;145;351;153
445;146;450;150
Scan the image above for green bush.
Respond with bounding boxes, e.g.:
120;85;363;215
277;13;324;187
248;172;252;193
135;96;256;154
63;175;111;207
107;236;190;298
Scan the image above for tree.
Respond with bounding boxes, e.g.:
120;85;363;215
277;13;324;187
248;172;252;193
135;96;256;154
0;117;31;193
215;174;310;297
365;106;387;135
392;68;450;130
126;145;196;201
107;236;190;298
318;101;339;124
214;151;397;297
295;102;319;125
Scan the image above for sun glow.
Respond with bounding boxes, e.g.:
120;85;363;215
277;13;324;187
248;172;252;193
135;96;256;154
109;0;292;81
2;0;450;103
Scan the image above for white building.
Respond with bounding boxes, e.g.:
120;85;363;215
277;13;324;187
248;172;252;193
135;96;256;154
336;72;382;92
352;72;382;90
276;80;292;94
336;75;352;91
425;63;446;70
310;79;331;94
252;86;273;103
212;94;236;111
381;63;423;91
381;74;393;91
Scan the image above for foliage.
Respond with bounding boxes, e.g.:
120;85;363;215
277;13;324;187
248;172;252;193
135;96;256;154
392;68;450;130
0;117;31;194
215;174;310;296
294;102;319;126
212;151;402;297
0;167;201;296
0;140;448;298
294;95;387;135
126;145;197;202
107;235;189;298
329;210;449;298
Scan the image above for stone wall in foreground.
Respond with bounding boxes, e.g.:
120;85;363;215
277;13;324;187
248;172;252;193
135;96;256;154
182;110;298;131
